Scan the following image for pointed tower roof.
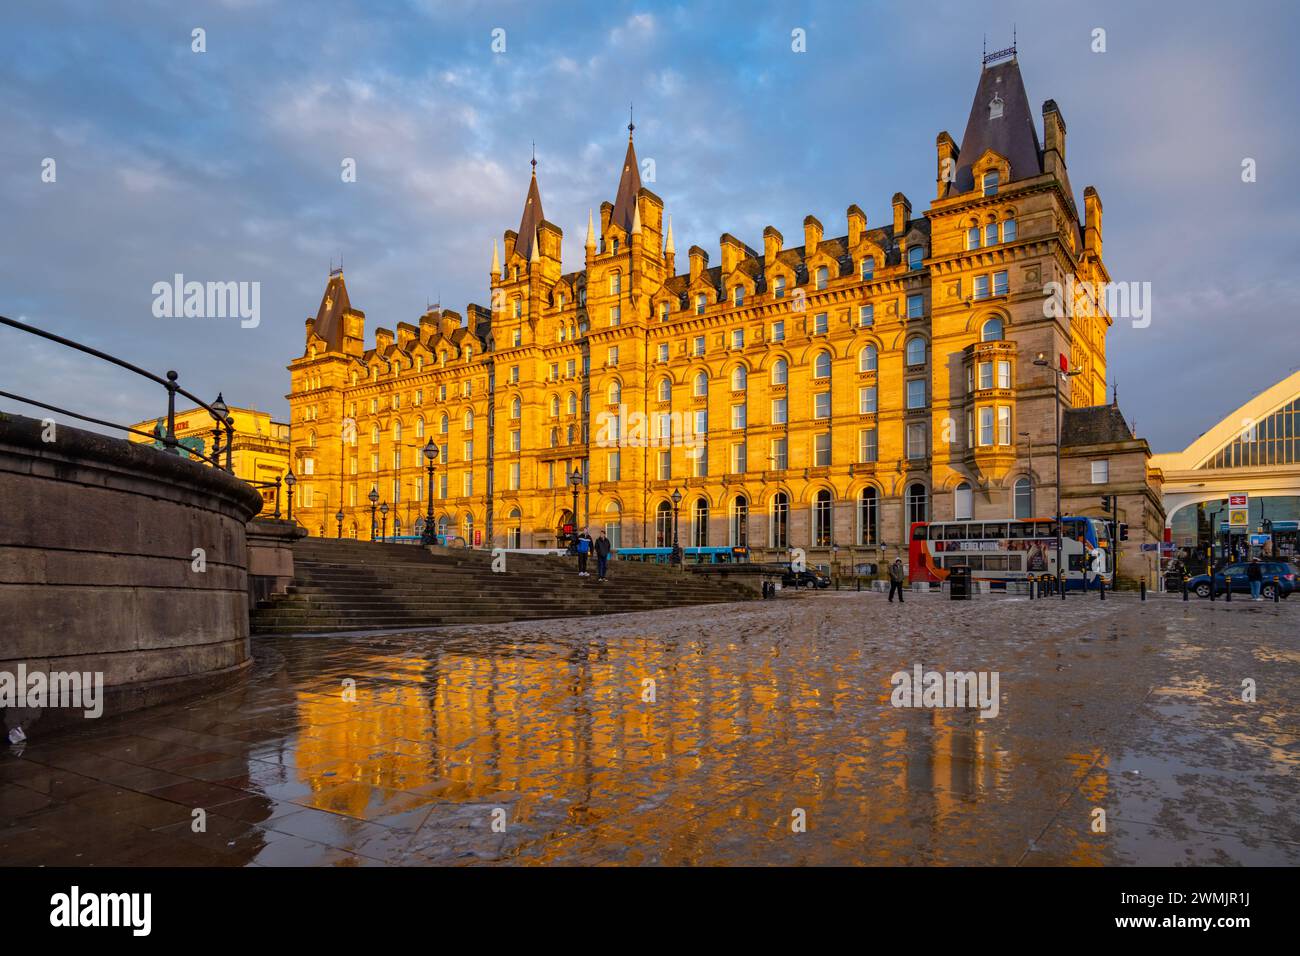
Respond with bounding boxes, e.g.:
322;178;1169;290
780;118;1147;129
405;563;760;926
610;119;642;235
516;151;545;262
313;270;350;352
954;56;1042;193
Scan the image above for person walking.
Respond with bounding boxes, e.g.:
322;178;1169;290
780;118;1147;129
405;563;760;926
594;530;612;582
576;529;592;577
887;557;906;603
1247;556;1263;601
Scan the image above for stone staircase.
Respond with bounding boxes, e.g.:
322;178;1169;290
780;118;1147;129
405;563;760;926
249;538;757;635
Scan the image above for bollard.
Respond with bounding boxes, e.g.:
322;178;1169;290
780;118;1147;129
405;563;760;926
1182;574;1189;601
1140;579;1146;601
1225;575;1232;602
1274;576;1281;603
1210;574;1216;601
856;577;861;592
1099;575;1106;600
1028;575;1035;601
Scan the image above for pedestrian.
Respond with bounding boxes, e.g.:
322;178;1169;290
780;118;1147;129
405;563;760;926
888;557;906;603
1247;556;1263;601
576;529;593;577
594;529;612;582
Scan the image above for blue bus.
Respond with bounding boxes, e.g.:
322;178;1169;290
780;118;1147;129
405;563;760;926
617;546;749;565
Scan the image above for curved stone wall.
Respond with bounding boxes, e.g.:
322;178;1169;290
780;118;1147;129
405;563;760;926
0;412;265;732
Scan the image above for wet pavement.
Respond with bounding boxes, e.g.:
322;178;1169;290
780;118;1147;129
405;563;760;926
2;591;1296;865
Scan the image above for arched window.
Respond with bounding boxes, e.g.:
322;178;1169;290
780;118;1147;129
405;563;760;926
733;286;745;306
1014;478;1034;520
730;366;747;391
858;488;878;545
655;501;673;547
813;489;833;547
906;337;926;366
507;507;522;549
813;351;832;379
771;358;788;386
907;483;928;524
982;170;999;197
907;245;924;271
511;396;522;419
610;271;621;295
604;501;622;549
695;293;707;316
955;481;973;521
392;421;402;442
693;371;708;397
730;495;748;548
462;512;474;543
549;395;560;417
371;424;380;445
815;266;829;290
770;492;789;548
981;318;1004;342
692;498;709;548
657;378;672;402
858;345;877;373
566;392;577;415
440;414;449;434
307;430;316;448
415;417;425;439
463;409;474;431
566;424;575;444
608;380;622;404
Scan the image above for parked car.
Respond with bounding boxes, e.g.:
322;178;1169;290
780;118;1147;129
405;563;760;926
781;567;830;589
1185;562;1296;599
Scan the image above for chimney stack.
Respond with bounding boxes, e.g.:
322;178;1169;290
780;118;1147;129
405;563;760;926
1084;186;1103;258
803;215;823;257
763;226;783;268
846;205;866;248
688;245;708;283
720;233;744;275
891;193;911;238
1042;100;1067;178
936;132;958;199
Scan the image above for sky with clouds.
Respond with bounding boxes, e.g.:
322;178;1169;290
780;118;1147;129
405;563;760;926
2;0;1298;453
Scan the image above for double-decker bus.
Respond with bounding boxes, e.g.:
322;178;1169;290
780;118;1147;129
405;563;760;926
617;546;749;565
909;516;1110;590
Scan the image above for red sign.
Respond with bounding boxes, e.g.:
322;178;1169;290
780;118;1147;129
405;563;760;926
562;523;574;534
1228;494;1248;508
1058;353;1069;373
474;530;482;546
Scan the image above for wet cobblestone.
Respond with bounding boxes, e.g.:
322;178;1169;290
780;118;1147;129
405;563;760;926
2;591;1296;865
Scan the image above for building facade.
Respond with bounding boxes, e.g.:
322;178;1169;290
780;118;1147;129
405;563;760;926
287;53;1160;574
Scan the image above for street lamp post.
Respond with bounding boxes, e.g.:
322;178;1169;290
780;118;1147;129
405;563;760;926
379;502;389;542
336;509;344;539
284;469;296;525
368;487;379;542
1033;352;1081;600
421;439;439;545
568;467;583;553
670;487;683;567
210;393;229;472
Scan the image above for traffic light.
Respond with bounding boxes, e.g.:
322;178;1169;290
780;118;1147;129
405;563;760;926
1263;518;1273;533
1100;495;1112;510
1119;523;1129;541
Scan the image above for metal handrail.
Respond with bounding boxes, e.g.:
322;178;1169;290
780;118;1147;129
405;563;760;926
0;314;234;471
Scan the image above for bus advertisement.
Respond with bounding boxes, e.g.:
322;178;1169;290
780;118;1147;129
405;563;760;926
909;516;1111;591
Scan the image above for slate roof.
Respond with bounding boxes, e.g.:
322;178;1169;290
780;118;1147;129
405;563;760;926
1062;404;1135;447
955;58;1042;194
312;272;350;352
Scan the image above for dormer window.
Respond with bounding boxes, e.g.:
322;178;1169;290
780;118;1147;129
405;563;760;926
695;293;707;316
860;257;875;280
733;286;745;307
907;245;924;271
982;170;999;197
612;238;619;254
989;93;1004;120
815;266;829;290
774;276;786;299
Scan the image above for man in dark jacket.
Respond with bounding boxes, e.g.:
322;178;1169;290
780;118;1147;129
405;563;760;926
888;558;906;603
595;530;612;582
1247;557;1264;601
576;529;593;577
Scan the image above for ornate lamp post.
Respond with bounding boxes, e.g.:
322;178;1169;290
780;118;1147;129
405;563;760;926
670;487;683;567
336;509;344;539
568;467;583;553
368;487;380;541
210;393;228;470
421;439;439;545
379;502;389;541
284;469;296;524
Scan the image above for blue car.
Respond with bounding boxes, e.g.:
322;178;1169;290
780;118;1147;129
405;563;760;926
1185;561;1296;599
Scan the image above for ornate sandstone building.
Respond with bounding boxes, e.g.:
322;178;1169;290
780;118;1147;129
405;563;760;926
286;53;1162;579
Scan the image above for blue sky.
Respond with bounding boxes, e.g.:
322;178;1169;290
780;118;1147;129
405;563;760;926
2;0;1298;452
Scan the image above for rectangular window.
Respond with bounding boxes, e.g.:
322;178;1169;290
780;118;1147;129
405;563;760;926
861;258;875;280
693;446;708;477
814;313;828;335
859;386;877;414
772;397;788;425
993;270;1008;296
979;407;994;446
858;304;874;327
997;360;1011;389
463;441;473;462
731;404;747;429
392;450;401;470
1003;219;1017;242
566;359;576;377
660;302;669;321
814;433;831;467
978;362;993;390
658;343;669;362
775;277;786;299
549;363;558;380
415;389;423;406
693;336;705;357
1091;460;1110;484
439;474;447;498
732;329;744;349
907;294;924;319
771;437;788;470
906;379;926;409
730;442;746;473
463;472;473;497
371;453;379;472
967;226;980;250
997;405;1011;445
608;346;619;366
658;449;671;480
772;320;785;342
510;430;521;452
985;223;998;246
607;451;620;482
974;275;990;299
814;392;831;419
859;428;878;462
509;462;520;490
509;366;519;384
907;423;927;459
609;305;621;326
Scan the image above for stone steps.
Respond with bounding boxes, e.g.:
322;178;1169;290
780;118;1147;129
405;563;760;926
250;539;754;635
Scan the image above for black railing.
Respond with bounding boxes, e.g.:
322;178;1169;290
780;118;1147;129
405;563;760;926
0;314;234;471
